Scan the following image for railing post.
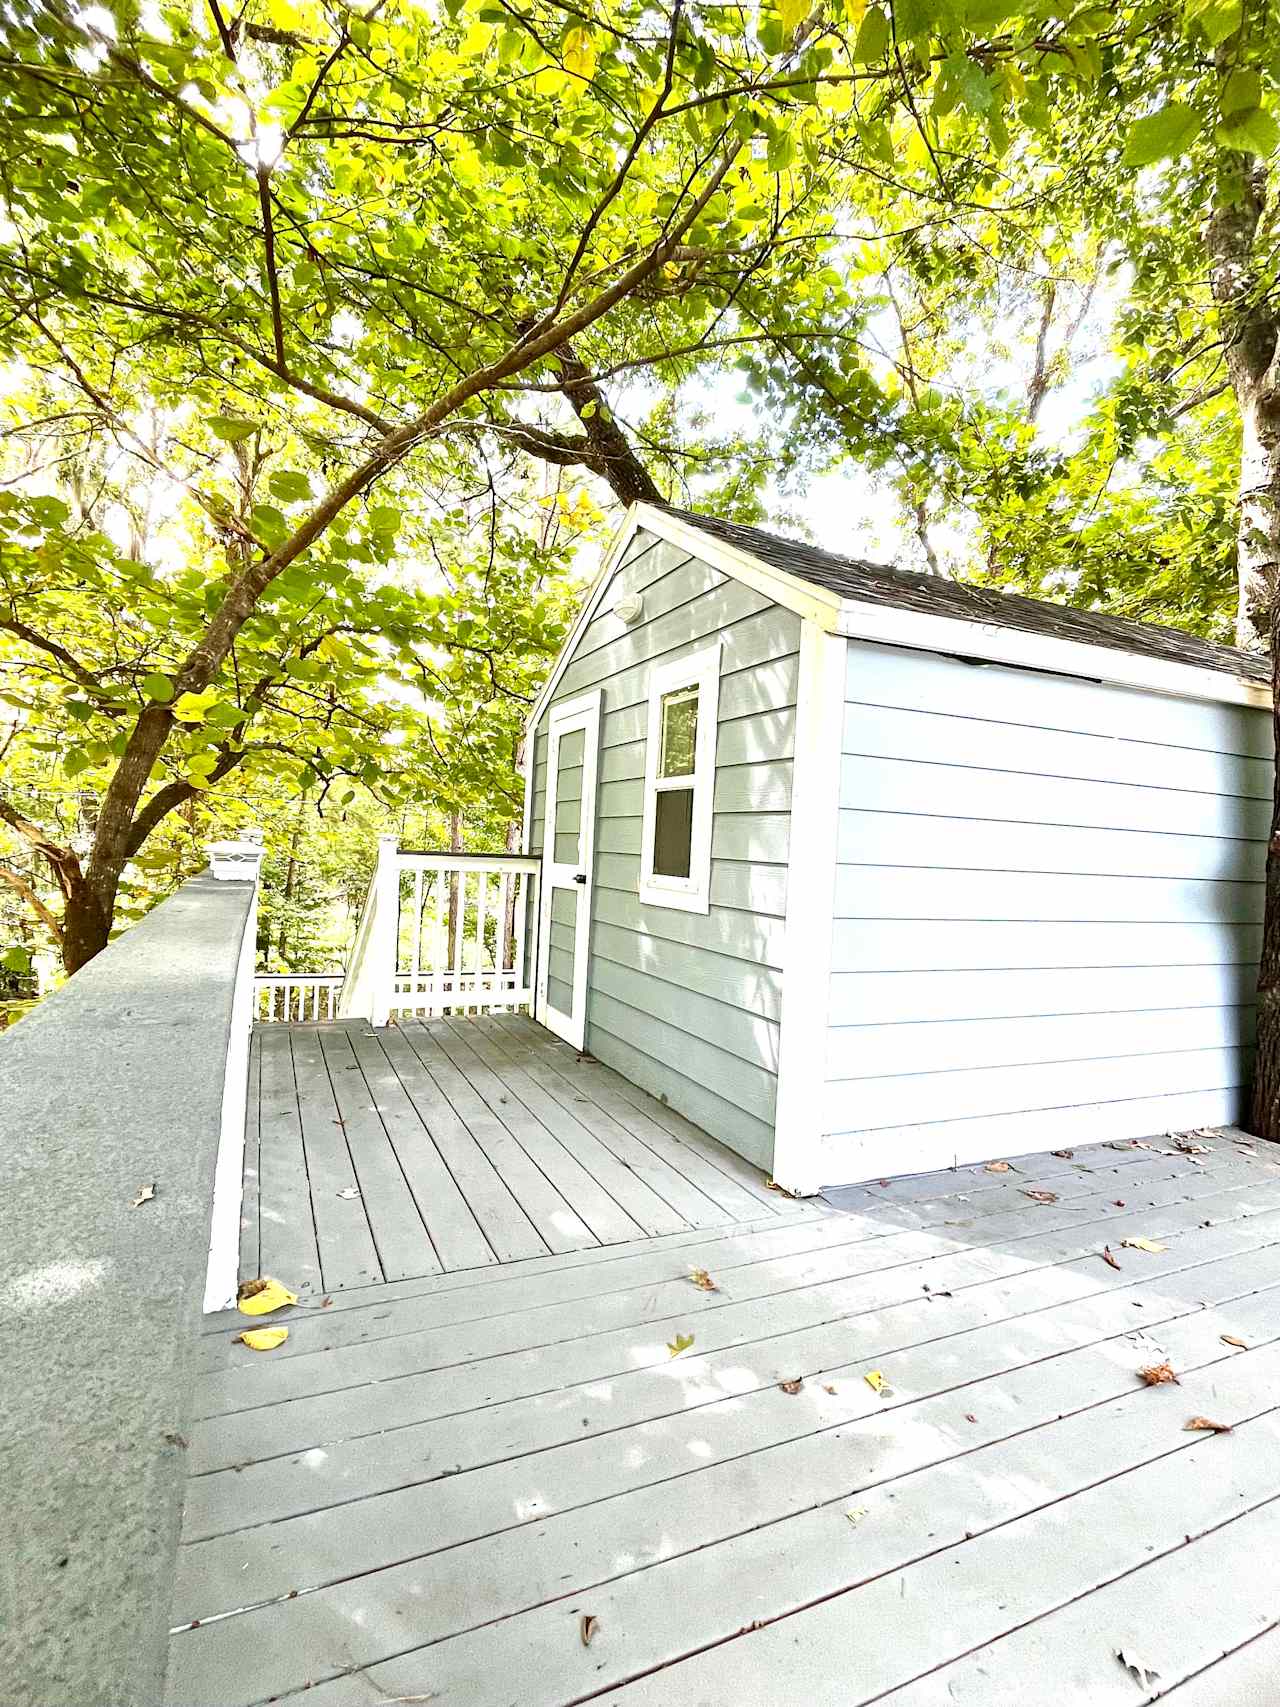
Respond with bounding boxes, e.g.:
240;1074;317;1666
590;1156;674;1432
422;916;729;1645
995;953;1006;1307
369;833;400;1029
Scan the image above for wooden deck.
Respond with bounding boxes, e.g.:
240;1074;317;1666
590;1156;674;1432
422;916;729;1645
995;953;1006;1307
171;1094;1280;1705
240;1015;810;1295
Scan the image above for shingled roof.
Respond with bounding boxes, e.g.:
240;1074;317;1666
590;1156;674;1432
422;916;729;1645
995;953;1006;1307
668;507;1270;687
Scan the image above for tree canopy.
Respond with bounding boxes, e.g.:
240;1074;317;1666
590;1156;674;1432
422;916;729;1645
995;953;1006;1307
1;0;1278;1007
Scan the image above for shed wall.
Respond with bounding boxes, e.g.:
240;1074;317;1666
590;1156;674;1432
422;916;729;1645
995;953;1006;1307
529;529;801;1168
823;640;1271;1178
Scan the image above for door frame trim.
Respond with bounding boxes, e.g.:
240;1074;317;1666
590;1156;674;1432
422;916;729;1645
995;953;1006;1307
535;689;602;1049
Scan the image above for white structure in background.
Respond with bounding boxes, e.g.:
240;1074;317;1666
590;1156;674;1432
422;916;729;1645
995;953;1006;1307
340;836;540;1030
520;503;1274;1193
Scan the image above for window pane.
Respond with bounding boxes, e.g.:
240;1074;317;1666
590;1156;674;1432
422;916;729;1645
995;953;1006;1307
659;688;698;778
553;727;584;864
653;787;694;878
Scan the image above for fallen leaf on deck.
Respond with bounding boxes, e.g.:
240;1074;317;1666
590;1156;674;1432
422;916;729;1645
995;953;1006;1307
1121;1237;1167;1254
1108;1140;1138;1151
779;1379;803;1395
864;1370;885;1393
688;1268;718;1292
1022;1188;1058;1204
1172;1136;1209;1155
1113;1199;1126;1207
1116;1650;1160;1689
234;1326;289;1351
320;1296;333;1308
822;1383;837;1395
1221;1334;1247;1349
1138;1361;1179;1385
129;1183;156;1208
336;1187;361;1200
984;1160;1011;1173
1101;1246;1122;1270
237;1277;298;1316
845;1506;868;1527
1185;1416;1232;1433
666;1333;694;1358
964;1413;977;1423
1051;1149;1074;1159
579;1614;598;1647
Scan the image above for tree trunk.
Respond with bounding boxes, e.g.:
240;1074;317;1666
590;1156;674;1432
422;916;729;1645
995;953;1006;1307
1205;161;1280;1138
60;877;113;973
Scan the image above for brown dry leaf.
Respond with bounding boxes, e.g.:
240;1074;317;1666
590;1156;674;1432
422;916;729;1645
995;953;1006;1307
129;1183;156;1208
1051;1149;1074;1159
1185;1416;1233;1434
666;1332;694;1358
1113;1199;1126;1207
1121;1237;1167;1254
320;1295;334;1309
1116;1650;1160;1690
1022;1188;1058;1204
1101;1246;1122;1270
984;1159;1011;1173
1138;1361;1179;1386
822;1384;837;1395
238;1277;269;1301
964;1413;977;1423
579;1614;598;1648
688;1268;719;1292
1221;1334;1248;1349
779;1378;803;1395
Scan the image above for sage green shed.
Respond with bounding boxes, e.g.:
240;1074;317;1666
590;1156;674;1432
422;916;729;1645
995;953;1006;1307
523;503;1272;1191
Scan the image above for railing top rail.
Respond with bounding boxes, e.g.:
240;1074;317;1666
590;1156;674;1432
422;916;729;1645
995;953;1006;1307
255;972;345;983
394;850;540;871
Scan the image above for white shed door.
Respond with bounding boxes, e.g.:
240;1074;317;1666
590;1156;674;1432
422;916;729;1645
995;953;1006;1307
537;691;602;1049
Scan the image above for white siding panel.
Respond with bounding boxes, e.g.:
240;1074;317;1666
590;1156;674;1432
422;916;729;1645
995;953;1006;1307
845;643;1274;759
823;638;1269;1181
838;811;1264;882
826;1005;1255;1080
828;963;1259;1026
819;1046;1250;1133
833;866;1264;924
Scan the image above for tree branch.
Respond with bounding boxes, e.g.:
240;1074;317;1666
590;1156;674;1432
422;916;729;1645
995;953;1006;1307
0;861;64;945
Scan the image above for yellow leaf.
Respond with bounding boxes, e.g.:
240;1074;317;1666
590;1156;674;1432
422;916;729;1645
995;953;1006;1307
667;1332;695;1357
844;0;868;26
172;688;219;724
562;28;597;78
864;1369;884;1392
237;1276;298;1316
780;0;808;33
236;1326;289;1351
1121;1237;1167;1254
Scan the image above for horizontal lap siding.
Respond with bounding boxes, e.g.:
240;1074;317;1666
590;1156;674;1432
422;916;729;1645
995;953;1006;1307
528;531;801;1169
822;641;1272;1180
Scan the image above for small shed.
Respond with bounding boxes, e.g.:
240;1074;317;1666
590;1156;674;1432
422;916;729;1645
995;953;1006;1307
522;504;1274;1192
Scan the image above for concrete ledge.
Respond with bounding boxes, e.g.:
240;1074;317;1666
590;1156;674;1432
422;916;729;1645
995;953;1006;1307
0;873;256;1707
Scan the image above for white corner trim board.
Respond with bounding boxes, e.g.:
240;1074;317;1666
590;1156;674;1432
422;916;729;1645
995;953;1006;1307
637;640;721;914
771;620;847;1196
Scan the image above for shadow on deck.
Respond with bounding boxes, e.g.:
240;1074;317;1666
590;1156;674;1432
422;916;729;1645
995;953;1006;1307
243;1013;810;1295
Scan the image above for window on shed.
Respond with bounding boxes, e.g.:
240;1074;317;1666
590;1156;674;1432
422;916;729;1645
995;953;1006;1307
639;643;720;912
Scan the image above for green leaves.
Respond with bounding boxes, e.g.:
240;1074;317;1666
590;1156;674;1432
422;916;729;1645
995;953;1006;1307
852;6;890;62
269;471;314;503
142;672;174;703
206;415;259;444
1122;102;1199;166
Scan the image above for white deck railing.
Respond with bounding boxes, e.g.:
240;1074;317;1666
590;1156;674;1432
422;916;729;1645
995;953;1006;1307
254;973;346;1023
339;837;539;1027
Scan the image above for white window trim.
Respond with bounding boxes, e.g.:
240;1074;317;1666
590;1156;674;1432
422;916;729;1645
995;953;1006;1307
638;641;721;913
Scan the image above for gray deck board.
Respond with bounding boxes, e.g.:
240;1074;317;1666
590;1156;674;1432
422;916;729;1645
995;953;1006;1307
254;1027;323;1295
173;1099;1280;1707
318;1025;443;1281
289;1027;382;1290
